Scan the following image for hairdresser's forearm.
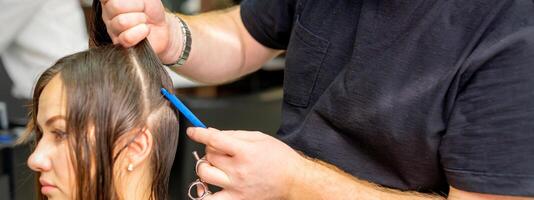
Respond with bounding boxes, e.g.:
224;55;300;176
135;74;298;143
291;158;446;200
292;158;532;200
164;6;280;85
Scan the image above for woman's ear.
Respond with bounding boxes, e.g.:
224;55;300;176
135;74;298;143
125;128;153;171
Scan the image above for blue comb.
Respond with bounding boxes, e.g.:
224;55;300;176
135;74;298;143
161;88;207;128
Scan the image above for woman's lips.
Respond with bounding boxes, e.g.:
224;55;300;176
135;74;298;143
39;179;57;194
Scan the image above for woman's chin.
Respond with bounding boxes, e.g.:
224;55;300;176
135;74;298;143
43;195;64;200
41;190;66;200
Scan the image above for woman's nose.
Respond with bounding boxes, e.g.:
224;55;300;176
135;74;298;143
28;141;52;172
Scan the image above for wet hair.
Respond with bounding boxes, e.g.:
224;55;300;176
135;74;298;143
21;1;180;199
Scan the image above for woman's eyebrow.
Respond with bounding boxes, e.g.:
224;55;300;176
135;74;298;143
36;115;66;133
44;115;66;127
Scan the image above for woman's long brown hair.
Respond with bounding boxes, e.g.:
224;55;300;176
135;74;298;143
21;1;180;199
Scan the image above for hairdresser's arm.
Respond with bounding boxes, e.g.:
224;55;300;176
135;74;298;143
187;128;534;200
101;0;280;84
172;7;281;84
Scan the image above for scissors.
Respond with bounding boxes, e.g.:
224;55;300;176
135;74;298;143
161;88;212;200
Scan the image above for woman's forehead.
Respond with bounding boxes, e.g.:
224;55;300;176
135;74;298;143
37;75;67;125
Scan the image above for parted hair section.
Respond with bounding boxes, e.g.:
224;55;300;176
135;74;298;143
21;0;180;199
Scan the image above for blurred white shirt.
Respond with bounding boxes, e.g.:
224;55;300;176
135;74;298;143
0;0;89;99
0;0;199;99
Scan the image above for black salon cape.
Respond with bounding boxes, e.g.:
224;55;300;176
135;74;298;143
241;0;534;196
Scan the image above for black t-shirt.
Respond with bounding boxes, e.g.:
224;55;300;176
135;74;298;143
241;0;534;196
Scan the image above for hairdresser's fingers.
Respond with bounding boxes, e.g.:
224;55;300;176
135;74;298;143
208;127;245;139
196;183;204;198
102;0;144;19
195;183;207;198
101;3;111;22
218;130;263;143
205;146;237;172
207;127;221;131
117;23;150;47
206;146;225;156
99;4;119;44
206;128;257;143
202;190;234;200
196;161;231;188
205;149;234;173
187;128;243;156
106;28;119;45
108;12;148;36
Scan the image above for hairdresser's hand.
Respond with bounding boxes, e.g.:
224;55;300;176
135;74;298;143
100;0;182;64
187;127;308;200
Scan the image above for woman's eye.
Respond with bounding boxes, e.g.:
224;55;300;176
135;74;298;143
52;130;67;141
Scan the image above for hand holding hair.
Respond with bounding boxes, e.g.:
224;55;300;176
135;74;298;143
98;0;183;64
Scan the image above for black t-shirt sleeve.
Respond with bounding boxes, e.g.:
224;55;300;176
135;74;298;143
440;28;534;196
240;0;297;50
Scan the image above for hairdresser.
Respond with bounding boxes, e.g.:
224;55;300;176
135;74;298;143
100;0;534;199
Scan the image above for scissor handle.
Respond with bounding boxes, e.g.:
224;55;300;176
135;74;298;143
188;179;211;200
189;151;212;200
